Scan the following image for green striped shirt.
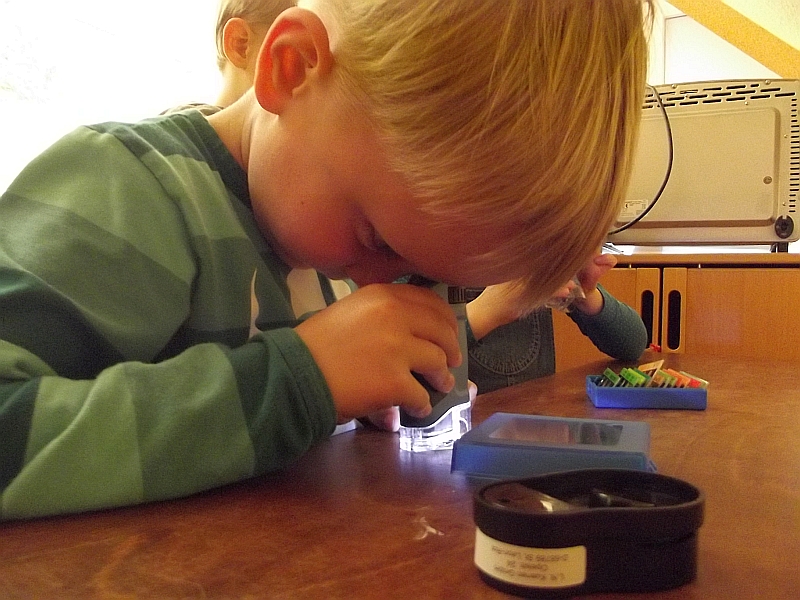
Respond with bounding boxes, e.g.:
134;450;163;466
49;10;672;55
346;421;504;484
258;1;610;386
0;111;337;519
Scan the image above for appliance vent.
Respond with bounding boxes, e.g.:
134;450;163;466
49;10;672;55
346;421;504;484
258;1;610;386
643;80;797;109
790;96;798;214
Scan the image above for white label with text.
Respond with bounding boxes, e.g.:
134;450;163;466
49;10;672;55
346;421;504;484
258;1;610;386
474;529;586;588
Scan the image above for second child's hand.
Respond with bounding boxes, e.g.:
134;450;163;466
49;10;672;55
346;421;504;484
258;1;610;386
568;252;617;316
465;251;618;341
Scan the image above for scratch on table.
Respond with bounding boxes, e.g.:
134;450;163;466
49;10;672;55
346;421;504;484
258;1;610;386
412;515;444;540
91;534;147;598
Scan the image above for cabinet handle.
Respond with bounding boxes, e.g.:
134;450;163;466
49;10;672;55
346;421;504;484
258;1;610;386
640;290;655;345
666;290;682;351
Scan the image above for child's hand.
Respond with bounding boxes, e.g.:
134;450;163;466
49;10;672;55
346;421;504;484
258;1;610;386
568;252;617;316
466;252;619;340
575;252;617;293
364;379;478;432
295;283;461;424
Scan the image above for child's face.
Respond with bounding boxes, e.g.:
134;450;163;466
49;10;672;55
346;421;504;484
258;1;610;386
246;89;518;289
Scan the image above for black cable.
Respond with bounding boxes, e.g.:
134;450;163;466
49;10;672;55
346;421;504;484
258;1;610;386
608;83;674;235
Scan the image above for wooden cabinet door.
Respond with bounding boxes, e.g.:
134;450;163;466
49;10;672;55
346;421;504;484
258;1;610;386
684;267;800;360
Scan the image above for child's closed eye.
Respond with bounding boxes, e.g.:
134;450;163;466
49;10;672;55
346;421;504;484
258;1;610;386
371;231;396;255
360;222;399;257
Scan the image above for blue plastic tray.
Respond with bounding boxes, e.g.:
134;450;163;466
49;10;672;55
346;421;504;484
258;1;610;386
587;376;707;410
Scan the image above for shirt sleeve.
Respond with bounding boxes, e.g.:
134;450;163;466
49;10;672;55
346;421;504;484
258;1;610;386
0;331;335;520
568;284;649;362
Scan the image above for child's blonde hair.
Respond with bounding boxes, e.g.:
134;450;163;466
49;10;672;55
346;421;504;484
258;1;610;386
324;0;653;307
215;0;296;71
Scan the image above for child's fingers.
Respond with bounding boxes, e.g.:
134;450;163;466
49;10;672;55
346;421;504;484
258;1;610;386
401;402;432;420
550;282;574;300
366;407;400;431
594;253;617;268
407;316;462;368
385;283;462;367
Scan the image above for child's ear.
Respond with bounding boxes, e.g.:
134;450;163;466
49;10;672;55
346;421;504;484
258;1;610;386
253;8;333;114
221;17;253;69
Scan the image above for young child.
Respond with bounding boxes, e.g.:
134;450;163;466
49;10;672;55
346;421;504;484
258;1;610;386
0;0;653;519
203;0;648;406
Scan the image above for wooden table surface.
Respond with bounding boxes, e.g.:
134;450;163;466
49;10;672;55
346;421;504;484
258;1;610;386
2;352;798;599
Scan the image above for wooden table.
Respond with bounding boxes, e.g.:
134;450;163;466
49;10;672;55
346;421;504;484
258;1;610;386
2;353;798;599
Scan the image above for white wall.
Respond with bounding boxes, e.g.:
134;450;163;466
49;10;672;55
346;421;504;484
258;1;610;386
650;0;778;85
0;0;221;192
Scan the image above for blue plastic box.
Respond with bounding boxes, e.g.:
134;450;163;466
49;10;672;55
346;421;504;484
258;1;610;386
451;412;654;482
586;376;707;410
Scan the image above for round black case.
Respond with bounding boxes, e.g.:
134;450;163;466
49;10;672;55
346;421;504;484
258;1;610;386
473;469;704;598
